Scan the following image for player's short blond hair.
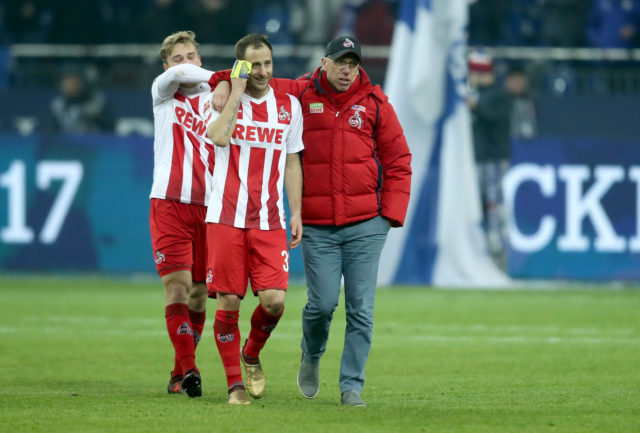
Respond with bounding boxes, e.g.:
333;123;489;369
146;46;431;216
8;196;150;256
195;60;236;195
160;30;199;63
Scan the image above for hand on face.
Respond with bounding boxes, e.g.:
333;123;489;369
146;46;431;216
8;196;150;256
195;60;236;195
164;42;202;69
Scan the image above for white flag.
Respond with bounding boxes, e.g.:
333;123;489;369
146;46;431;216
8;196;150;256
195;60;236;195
379;0;509;287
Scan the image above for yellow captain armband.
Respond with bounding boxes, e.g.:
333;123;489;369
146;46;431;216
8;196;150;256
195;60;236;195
231;60;252;79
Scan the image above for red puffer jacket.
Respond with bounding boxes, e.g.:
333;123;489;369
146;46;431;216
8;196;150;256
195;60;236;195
274;67;411;227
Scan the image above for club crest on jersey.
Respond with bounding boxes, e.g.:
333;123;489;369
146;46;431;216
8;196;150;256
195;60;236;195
343;38;355;48
348;111;363;129
206;268;213;284
310;103;324;114
279;105;291;121
154;250;165;264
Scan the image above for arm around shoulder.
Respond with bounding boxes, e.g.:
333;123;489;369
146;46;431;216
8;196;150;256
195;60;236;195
206;80;246;147
155;63;217;100
285;152;303;249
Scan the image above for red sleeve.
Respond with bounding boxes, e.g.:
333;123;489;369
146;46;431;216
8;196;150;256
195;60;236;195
375;100;412;227
208;70;310;96
271;77;310;97
208;69;231;88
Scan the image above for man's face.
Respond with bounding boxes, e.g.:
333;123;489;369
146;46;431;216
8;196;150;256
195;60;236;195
244;44;273;98
321;54;359;92
163;42;201;70
61;74;84;99
506;73;527;96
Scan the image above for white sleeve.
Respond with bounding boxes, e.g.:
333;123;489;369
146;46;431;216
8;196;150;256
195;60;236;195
153;64;216;103
200;92;220;127
286;96;304;154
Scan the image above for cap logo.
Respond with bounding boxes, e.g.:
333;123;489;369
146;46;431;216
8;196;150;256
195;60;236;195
343;38;355;48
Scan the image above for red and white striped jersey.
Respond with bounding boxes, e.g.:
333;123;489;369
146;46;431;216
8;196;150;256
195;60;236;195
202;87;304;230
149;72;215;206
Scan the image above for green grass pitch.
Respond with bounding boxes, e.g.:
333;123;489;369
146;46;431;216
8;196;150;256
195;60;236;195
1;276;639;433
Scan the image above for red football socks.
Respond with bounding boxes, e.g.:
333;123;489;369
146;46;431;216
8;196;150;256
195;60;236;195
213;309;243;390
171;309;205;377
243;304;283;361
165;303;196;374
189;309;206;350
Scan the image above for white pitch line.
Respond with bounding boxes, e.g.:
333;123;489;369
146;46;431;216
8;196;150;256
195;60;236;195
1;326;638;345
22;315;636;338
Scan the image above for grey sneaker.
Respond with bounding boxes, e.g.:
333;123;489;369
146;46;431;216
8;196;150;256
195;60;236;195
297;355;319;399
341;390;367;407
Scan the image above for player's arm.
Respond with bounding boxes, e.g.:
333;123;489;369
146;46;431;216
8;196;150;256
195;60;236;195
285;152;303;249
208;69;232;111
284;98;304;249
206;61;250;147
271;77;309;97
209;71;310;111
212;81;231;112
154;63;218;100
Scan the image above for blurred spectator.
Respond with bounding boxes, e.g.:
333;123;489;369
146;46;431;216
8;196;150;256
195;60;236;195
466;51;511;269
504;0;543;46
247;0;298;44
99;0;148;42
468;0;510;45
336;0;398;45
47;0;107;43
587;0;640;48
3;0;52;43
505;64;538;139
134;0;189;43
541;0;590;46
46;66;115;133
186;0;249;44
295;0;345;44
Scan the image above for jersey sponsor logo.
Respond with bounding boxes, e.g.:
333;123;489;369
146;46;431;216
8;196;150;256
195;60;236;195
348;111;363;129
174;106;207;138
233;124;284;144
310;103;324;114
177;321;193;336
278;105;291;121
343;38;355;48
154;250;165;264
351;104;366;113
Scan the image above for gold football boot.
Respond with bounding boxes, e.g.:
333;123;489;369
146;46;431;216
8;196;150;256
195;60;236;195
228;388;251;405
241;351;266;399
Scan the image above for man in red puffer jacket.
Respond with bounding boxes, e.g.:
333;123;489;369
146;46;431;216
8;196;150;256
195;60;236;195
209;34;412;407
275;36;412;407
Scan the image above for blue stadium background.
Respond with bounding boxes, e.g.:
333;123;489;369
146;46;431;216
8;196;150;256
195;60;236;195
1;0;639;281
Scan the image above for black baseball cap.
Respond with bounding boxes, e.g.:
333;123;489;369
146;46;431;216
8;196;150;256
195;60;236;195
325;36;361;62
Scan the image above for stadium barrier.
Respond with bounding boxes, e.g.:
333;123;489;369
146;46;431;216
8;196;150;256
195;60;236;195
1;132;638;280
508;137;640;280
0;132;304;276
